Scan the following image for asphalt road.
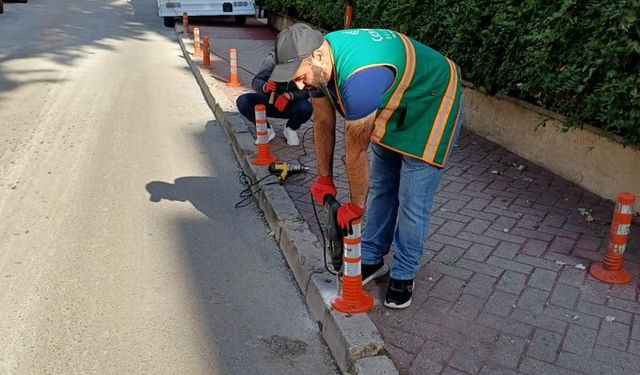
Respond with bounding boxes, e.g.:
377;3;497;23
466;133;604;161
0;1;337;374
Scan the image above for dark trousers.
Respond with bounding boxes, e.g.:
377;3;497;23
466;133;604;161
236;93;312;130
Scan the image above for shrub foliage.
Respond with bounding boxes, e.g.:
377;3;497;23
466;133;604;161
261;0;640;145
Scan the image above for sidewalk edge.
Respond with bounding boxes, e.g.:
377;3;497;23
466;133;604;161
175;27;397;375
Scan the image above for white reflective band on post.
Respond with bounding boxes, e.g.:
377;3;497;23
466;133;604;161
619;204;633;215
344;261;361;277
617;224;630;236
344;243;361;259
255;108;267;144
611;243;627;255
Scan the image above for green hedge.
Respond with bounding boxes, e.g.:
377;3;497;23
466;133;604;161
261;0;640;146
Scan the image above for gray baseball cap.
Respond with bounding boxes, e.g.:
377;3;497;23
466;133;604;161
270;23;325;82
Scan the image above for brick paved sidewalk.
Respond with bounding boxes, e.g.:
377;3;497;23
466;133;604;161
195;19;640;375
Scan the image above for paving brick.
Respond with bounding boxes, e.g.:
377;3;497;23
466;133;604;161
427;261;473;280
576;234;603;251
517;288;550;314
557;352;625;375
633;318;640;340
519;357;582;375
491;335;527;369
436;220;467;237
608;298;640;315
527;268;557;291
432;211;473;224
421;297;453;316
493;242;522;259
538;225;581;240
484;207;524;220
510;227;555;242
580;279;610;304
542;213;567;228
609;283;639;302
464;198;491;212
593;345;640;372
458;231;500;247
577;301;632;324
629;340;640;355
548;237;577;254
557;267;587;286
451;293;486;321
527;329;562;362
515;254;562;271
381;325;425;354
387;344;419;375
440;367;467;375
543;305;601;329
511;308;568;333
485;229;527;244
464;243;494;262
520;239;549;257
456;258;504;278
449;348;485;374
430;276;466;302
434;245;467;265
479;364;522;375
464;273;497;298
549;284;580;309
487;256;534;274
597;321;630;350
563;324;598;356
458;208;498;222
484;291;518;317
492;216;518;231
429;233;473;250
496;271;527;295
415;339;454;364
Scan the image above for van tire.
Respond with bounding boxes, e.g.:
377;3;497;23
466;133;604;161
163;16;175;27
234;15;246;25
15;0;28;3
0;0;3;14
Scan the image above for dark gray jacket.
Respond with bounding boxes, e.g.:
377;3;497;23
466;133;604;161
251;50;311;102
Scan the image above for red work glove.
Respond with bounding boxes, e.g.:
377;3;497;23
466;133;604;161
337;203;364;236
262;80;277;93
274;93;292;112
310;176;336;206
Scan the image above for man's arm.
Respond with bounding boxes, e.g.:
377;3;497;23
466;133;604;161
344;112;376;207
312;96;337;178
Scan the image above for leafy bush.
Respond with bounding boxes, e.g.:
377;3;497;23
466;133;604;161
262;0;640;146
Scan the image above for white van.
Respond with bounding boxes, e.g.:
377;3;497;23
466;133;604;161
158;0;256;27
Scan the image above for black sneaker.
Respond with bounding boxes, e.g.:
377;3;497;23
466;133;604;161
361;262;389;286
384;278;414;309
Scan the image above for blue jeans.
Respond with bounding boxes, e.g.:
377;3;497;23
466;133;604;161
236;92;312;130
361;100;464;280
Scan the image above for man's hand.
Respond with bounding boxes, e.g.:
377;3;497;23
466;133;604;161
274;93;292;112
337;203;364;236
262;80;277;93
310;176;336;205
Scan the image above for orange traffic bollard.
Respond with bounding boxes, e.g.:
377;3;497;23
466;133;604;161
331;219;374;314
344;1;353;29
251;105;276;165
202;36;210;69
590;192;636;284
193;27;202;58
182;12;190;34
227;48;241;87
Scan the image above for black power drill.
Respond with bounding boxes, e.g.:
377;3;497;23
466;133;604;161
268;161;309;184
323;195;344;272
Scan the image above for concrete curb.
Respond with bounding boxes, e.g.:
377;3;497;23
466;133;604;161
174;27;398;375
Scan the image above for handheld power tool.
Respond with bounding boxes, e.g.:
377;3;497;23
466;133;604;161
268;161;309;184
323;195;344;272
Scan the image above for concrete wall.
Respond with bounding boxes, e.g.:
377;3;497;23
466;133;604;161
267;14;640;212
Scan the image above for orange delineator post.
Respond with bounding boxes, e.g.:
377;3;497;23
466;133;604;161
251;105;276;165
193;27;202;58
344;3;353;29
227;48;241;87
182;12;190;35
331;219;374;314
589;192;636;284
202;36;210;69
